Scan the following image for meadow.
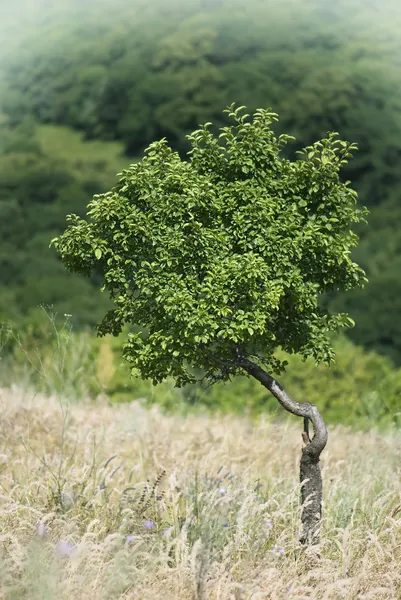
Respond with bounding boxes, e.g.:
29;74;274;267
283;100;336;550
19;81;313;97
0;386;400;599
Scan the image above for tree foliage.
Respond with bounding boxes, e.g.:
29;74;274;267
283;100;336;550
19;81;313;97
53;107;366;386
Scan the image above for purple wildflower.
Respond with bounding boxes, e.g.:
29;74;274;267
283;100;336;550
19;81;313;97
55;541;75;556
144;520;156;530
218;487;226;496
265;520;273;529
126;534;137;543
273;544;285;557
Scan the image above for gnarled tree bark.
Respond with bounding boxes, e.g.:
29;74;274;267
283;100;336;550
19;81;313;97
238;357;328;545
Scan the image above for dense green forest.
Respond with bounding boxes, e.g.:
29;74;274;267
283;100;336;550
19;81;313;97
1;0;401;417
0;119;126;326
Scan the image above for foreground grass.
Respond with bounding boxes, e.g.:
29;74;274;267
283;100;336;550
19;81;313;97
0;387;400;599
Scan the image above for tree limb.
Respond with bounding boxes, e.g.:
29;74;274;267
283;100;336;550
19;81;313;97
237;356;328;456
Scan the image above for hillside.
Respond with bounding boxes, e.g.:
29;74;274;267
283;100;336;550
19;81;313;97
1;0;401;363
0;121;127;326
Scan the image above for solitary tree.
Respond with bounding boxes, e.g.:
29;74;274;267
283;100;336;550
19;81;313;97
52;105;367;544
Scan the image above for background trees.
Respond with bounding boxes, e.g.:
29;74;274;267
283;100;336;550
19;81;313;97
1;0;401;397
0;119;126;325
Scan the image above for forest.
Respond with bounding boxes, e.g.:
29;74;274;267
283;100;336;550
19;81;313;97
1;0;401;422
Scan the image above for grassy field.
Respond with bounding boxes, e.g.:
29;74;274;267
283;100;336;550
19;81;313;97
0;387;400;599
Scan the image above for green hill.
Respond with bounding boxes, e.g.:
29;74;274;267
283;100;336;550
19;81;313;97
1;0;401;362
0;119;127;326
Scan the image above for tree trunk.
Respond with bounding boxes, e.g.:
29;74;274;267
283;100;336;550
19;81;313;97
238;357;328;545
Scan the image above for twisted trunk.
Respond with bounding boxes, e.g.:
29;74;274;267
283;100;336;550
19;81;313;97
238;358;328;545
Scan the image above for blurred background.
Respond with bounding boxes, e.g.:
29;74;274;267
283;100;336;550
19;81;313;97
1;0;401;424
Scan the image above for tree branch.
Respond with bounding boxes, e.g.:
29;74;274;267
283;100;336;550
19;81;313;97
237;356;328;456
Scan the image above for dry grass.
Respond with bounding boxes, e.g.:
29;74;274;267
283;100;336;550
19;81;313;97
0;386;400;599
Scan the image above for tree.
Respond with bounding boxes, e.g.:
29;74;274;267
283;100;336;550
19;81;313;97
52;105;367;544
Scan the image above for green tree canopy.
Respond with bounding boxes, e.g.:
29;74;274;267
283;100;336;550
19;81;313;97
53;106;367;386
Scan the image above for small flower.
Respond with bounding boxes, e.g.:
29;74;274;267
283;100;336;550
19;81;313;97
222;521;229;529
272;544;285;557
55;541;75;556
144;520;156;530
35;522;48;538
218;487;226;496
295;530;300;539
265;520;273;529
126;534;137;543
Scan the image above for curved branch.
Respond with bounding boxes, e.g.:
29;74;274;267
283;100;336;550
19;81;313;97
237;357;328;456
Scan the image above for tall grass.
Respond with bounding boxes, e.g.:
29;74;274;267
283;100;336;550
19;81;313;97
0;312;100;400
0;386;400;599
